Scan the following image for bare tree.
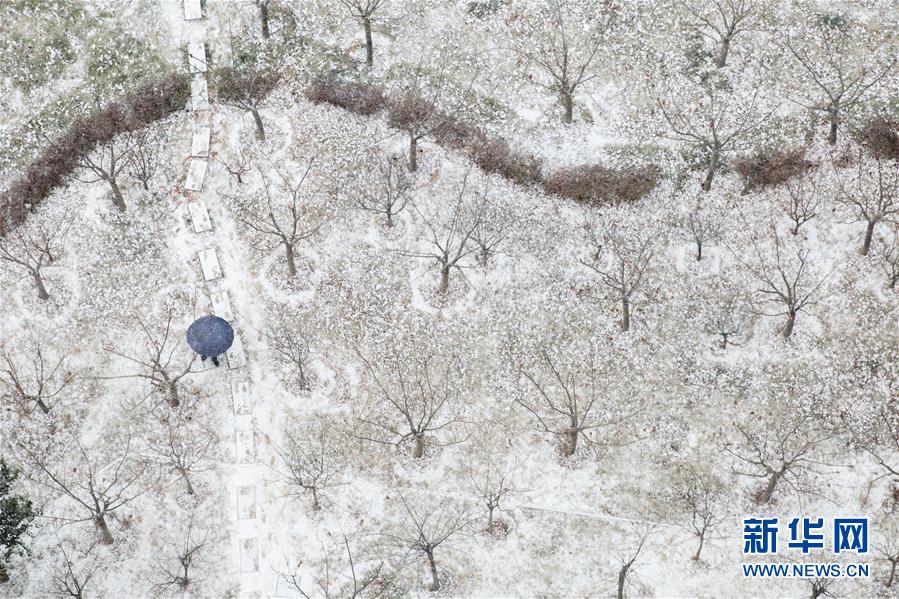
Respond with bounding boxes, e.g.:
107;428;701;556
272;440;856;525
74;136;138;212
0;210;70;300
580;218;654;332
402;171;482;293
724;411;836;504
338;0;387;67
383;495;473;592
614;524;654;599
468;182;528;266
833;152;899;256
256;0;271;38
105;310;195;408
881;228;899;289
781;174;821;236
146;413;217;496
677;201;720;261
703;281;751;349
658;76;773;191
509;0;614;123
214;67;281;141
222;145;252;185
733;227;832;339
671;465;729;561
873;516;899;588
154;512;212;594
355;153;412;227
272;415;347;511
276;535;388;599
512;344;642;458
354;344;468;459
123;128;163;191
679;0;757;68
0;334;70;415
45;537;105;599
786;13;895;145
465;454;518;534
238;161;328;279
265;304;315;390
21;433;154;544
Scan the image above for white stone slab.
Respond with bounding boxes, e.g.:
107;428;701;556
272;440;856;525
184;159;207;191
187;42;207;73
231;379;253;415
237;486;257;519
191;76;209;111
227;334;247;369
198;248;222;281
235;429;256;464
211;290;234;321
187;199;212;233
183;0;202;21
239;538;259;572
191;126;210;157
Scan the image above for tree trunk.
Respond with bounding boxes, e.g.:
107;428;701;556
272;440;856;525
759;470;782;504
861;219;876;256
109;178;126;212
364;18;373;67
617;563;630;599
561;92;573;124
828;110;838;145
251;107;266;141
312;487;321;511
259;1;270;39
168;382;180;408
716;37;730;68
702;150;719;192
886;558;897;588
412;434;425;458
0;566;8;584
427;551;441;591
438;266;450;294
696;240;703;261
409;135;418;172
95;515;114;545
33;271;50;301
692;527;706;561
720;333;729;350
180;469;195;495
563;428;578;457
621;295;630;332
791;222;799;236
781;311;796;339
35;397;51;414
890;272;899;289
386;211;394;227
487;505;495;531
285;243;297;278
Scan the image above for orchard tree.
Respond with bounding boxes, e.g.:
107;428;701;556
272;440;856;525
785;11;895;145
273;415;347;511
614;523;654;599
153;511;215;594
676;196;721;261
276;535;388;598
338;0;388;67
353;342;469;459
145;411;218;496
401;170;483;294
833;151;899;256
123;127;164;191
732;226;832;339
881;228;899;289
678;0;758;68
580;216;655;332
383;495;473;592
215;66;280;141
74;135;138;212
237;160;329;279
264;303;316;390
781;172;821;236
657;71;774;191
104;310;195;408
354;153;412;227
670;464;729;561
0;208;70;301
0;333;70;415
508;0;614;124
44;537;105;598
20;432;154;545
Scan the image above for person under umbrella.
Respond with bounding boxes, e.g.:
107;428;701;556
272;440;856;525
186;315;234;367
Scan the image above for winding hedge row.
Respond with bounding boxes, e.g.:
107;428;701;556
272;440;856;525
304;77;660;207
1;73;190;236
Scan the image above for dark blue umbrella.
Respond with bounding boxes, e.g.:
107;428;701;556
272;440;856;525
186;316;234;358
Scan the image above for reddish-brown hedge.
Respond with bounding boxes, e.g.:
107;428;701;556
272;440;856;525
543;163;661;205
733;147;815;193
1;73;190;236
305;77;385;116
857;116;899;160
